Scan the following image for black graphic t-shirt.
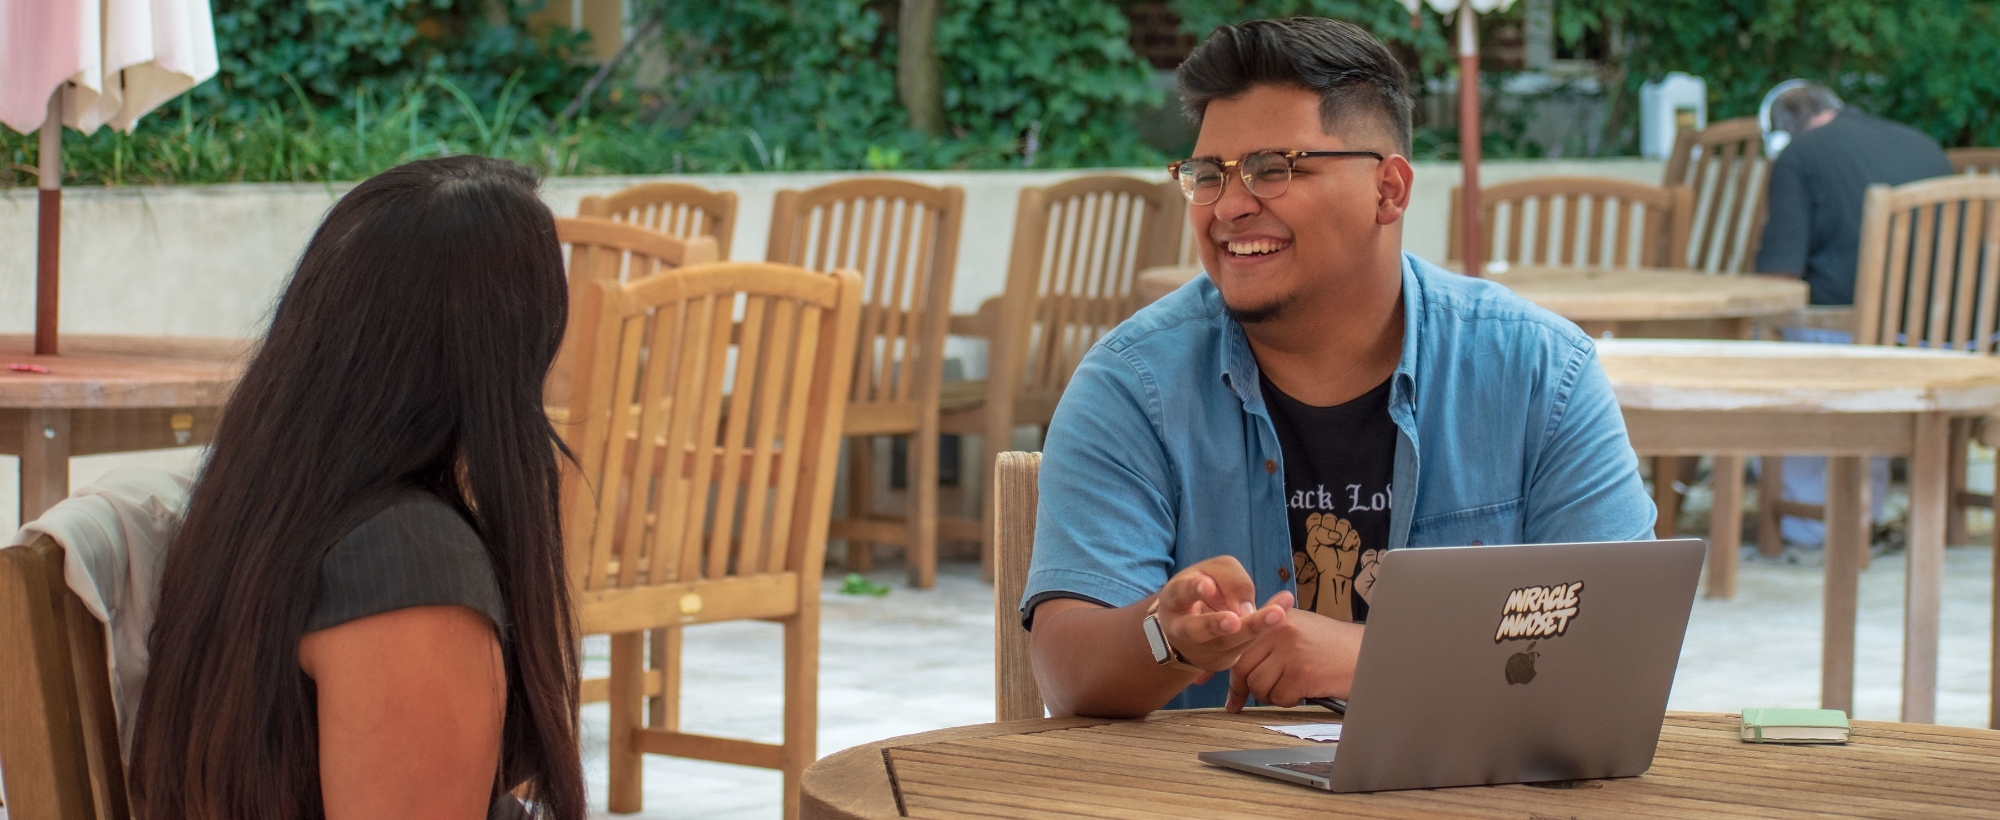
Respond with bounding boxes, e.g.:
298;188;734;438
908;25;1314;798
1260;373;1396;624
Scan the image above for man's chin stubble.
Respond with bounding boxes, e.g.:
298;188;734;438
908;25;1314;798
1223;295;1292;325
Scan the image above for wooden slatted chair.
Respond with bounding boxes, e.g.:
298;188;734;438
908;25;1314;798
766;180;965;589
1853;176;2000;545
1950;148;2000;176
1665;118;1770;273
993;451;1045;722
550;217;721;411
579;182;740;257
554;217;723;723
0;534;130;820
941;176;1185;580
563;262;862;818
1446;177;1693;272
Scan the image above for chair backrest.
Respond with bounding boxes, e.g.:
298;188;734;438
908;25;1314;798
1448;177;1693;270
560;262;862;634
550;216;722;410
1664;118;1769;272
1949;148;2000;176
0;535;130;820
1854;176;2000;352
764;180;964;424
991;176;1185;419
579;182;740;258
993;451;1044;722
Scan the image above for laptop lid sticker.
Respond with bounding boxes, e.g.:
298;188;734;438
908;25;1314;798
1494;581;1584;642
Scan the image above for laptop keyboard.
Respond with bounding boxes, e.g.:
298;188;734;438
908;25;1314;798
1271;761;1336;778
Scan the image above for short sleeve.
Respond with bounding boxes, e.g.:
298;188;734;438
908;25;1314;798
307;494;509;636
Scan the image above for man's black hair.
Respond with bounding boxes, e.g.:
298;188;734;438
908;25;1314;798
1771;83;1843;136
1176;17;1413;155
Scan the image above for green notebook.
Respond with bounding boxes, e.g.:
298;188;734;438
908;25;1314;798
1740;708;1851;744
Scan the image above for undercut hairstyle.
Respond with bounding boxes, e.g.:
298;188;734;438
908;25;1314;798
1771;83;1844;135
128;156;586;819
1177;17;1414;155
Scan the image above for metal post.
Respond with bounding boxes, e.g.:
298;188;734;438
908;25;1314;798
1456;5;1484;277
36;89;62;356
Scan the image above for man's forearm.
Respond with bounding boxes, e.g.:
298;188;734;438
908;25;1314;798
1029;597;1203;719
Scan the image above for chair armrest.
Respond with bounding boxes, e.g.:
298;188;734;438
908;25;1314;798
949;297;1005;339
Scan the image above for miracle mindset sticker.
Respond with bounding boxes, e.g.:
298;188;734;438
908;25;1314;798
1493;581;1584;642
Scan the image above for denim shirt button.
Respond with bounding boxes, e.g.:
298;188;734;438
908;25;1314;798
1278;566;1291;582
1264;459;1277;474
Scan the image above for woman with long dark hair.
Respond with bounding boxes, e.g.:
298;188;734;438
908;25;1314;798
129;156;585;819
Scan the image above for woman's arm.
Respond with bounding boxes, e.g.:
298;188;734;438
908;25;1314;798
299;605;507;820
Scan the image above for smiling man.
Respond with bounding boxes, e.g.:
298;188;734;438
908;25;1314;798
1021;17;1655;717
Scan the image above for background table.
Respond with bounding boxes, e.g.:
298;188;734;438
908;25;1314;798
1600;339;2000;723
0;335;248;520
1135;264;1808;339
803;708;2000;819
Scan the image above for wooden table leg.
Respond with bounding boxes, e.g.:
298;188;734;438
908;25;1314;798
1822;456;1867;715
18;408;70;523
1757;455;1786;556
1654;456;1684;539
1705;455;1744;599
1903;412;1949;723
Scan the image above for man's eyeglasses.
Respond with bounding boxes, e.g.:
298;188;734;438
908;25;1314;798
1168;149;1385;206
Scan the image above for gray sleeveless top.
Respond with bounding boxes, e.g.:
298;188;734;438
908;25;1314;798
306;491;525;819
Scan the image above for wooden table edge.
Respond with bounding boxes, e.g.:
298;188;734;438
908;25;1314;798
802;716;1114;820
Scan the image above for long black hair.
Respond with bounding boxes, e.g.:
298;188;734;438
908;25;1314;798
129;155;585;819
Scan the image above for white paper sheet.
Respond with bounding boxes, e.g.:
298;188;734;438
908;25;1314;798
1266;723;1342;743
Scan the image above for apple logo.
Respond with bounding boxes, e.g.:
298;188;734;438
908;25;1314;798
1505;642;1540;685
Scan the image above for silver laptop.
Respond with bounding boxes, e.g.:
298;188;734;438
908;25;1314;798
1200;538;1704;792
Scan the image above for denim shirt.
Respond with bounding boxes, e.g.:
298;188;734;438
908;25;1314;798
1022;253;1656;709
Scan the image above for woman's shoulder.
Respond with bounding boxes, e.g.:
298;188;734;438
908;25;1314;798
307;490;509;635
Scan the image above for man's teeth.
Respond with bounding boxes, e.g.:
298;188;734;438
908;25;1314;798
1227;240;1287;255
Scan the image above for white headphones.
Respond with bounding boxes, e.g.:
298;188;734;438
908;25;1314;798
1759;79;1841;160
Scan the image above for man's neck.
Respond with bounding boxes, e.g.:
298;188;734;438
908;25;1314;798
1242;257;1405;408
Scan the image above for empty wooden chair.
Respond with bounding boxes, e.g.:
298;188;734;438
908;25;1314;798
765;180;965;588
563;261;862;818
0;534;130;820
993;451;1045;722
1666;118;1770;273
1447;177;1693;272
1950;148;2000;176
941;176;1184;580
550;217;721;410
579;182;739;257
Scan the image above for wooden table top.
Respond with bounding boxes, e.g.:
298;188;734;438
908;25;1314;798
1135;264;1808;322
802;709;2000;819
1597;339;2000;413
0;335;251;409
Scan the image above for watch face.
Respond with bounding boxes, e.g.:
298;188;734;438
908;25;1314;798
1143;615;1172;663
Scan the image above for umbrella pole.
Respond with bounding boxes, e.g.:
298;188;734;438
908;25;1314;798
36;89;62;355
1456;4;1483;277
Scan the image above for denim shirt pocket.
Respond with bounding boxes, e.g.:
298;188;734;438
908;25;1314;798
1408;498;1525;547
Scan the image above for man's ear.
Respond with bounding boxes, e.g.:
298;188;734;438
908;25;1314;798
1376;154;1414;226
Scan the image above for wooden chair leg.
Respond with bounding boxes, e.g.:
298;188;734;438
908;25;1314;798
1652;456;1684;539
1992;455;1999;730
909;423;940;589
1705;456;1744;599
607;631;646;813
647;627;681;731
1948;419;1971;546
1757;455;1785;556
845;437;874;572
782;607;820;820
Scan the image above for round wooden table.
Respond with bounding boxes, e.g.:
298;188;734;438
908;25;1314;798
1599;339;2000;725
0;335;249;520
802;708;2000;818
1135;264;1809;339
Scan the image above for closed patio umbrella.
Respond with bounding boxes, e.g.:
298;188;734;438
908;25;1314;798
0;0;219;354
1401;0;1515;277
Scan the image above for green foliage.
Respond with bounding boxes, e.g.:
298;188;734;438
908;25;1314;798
1169;0;1455;79
838;573;893;597
1561;0;2000;147
649;0;1164;170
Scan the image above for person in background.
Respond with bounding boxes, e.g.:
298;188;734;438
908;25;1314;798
128;156;585;820
1753;83;1954;548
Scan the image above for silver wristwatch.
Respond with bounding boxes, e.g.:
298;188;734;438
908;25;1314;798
1142;600;1205;673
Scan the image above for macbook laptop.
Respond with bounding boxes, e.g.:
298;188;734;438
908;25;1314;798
1199;538;1705;792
